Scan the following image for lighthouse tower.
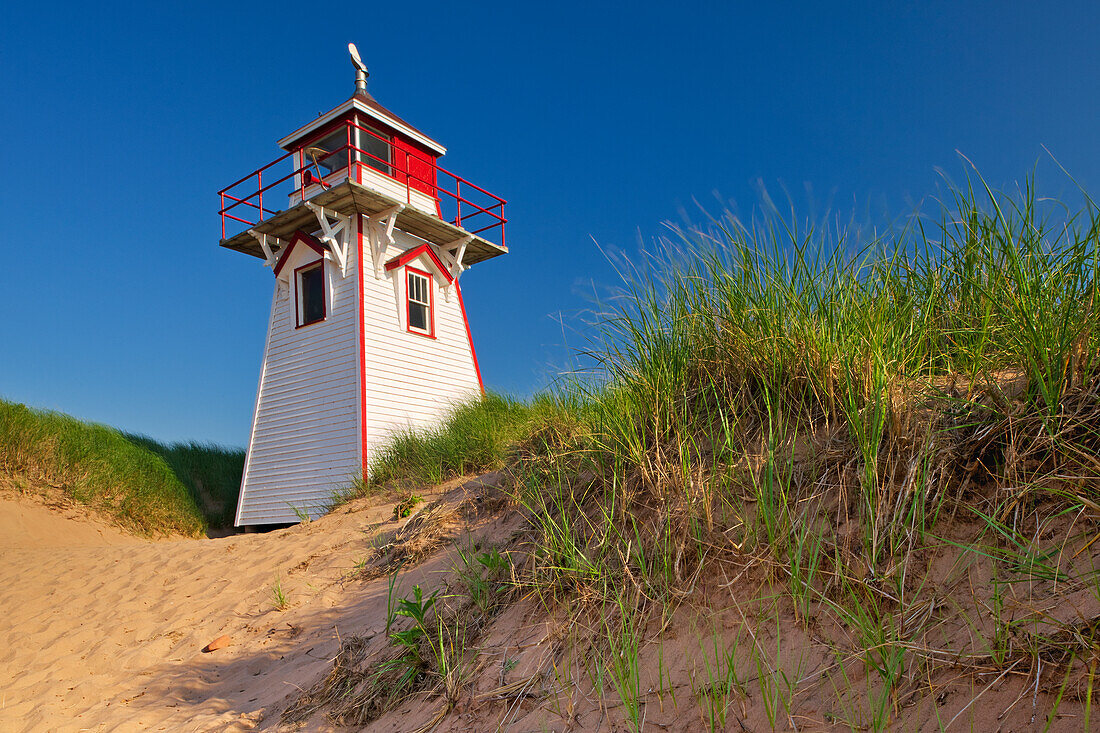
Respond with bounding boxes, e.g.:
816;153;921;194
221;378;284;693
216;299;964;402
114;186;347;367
219;46;507;526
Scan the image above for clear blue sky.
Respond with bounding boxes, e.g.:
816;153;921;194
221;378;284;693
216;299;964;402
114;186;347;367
2;2;1098;446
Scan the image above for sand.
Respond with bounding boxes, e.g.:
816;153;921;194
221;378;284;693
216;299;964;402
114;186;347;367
4;480;1091;732
0;497;138;549
0;484;478;733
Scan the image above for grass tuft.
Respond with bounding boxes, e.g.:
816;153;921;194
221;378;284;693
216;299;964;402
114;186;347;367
124;434;244;528
0;399;212;536
365;393;563;490
290;168;1100;728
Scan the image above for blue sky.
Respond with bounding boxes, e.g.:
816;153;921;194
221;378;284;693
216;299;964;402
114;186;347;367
2;2;1098;445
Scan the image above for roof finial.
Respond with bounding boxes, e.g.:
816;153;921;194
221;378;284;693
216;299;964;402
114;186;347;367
348;43;368;95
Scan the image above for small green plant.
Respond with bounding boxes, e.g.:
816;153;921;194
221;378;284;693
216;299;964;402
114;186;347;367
385;568;403;635
454;545;511;614
288;503;312;523
752;651;798;731
595;591;644;732
379;583;439;693
271;576;289;611
393;494;423;519
656;642;677;708
695;630;744;732
787;508;826;623
820;579;906;731
739;611;804;732
379;581;472;708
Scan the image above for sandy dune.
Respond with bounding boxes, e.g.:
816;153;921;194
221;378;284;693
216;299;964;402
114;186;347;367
0;497;138;549
7;479;1084;732
0;484;479;732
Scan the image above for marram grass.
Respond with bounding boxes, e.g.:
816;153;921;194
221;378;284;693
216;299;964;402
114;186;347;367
365;392;567;490
357;171;1100;730
125;434;245;529
549;169;1100;575
0;399;244;535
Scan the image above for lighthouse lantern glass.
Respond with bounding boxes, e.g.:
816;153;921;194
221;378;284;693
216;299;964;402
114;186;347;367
311;130;350;174
354;118;391;175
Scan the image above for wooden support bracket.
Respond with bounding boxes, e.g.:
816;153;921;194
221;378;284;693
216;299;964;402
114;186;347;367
435;235;472;302
305;202;352;276
362;204;405;278
247;229;285;270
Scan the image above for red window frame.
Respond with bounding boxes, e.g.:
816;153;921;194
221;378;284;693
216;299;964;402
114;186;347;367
405;266;435;339
294;260;327;328
295;114;396;185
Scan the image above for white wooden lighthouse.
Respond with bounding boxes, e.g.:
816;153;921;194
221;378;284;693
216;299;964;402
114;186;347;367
219;45;507;526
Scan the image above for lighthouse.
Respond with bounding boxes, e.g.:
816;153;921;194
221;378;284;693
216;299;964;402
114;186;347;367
219;45;507;526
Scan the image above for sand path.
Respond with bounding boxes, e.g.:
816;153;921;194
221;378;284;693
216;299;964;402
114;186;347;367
0;486;472;733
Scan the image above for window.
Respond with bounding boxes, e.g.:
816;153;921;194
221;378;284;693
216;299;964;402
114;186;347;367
355;119;392;175
301;120;392;182
296;262;326;327
406;268;433;337
304;129;350;175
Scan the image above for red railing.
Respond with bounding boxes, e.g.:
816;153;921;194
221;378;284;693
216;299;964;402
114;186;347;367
218;120;507;249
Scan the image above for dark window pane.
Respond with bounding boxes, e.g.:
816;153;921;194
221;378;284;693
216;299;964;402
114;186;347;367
311;130;349;173
301;266;325;324
359;127;391;174
409;302;428;331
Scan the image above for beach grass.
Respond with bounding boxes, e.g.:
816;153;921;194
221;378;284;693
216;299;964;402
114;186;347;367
0;399;209;535
365;392;566;489
125;434;245;528
0;399;245;535
344;168;1100;728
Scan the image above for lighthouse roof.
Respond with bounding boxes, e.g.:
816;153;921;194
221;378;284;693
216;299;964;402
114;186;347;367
277;92;447;156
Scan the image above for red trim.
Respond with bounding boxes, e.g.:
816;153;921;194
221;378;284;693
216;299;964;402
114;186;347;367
293;260;326;328
295;112;396;161
393;135;439;199
384;243;454;283
219;120;506;248
405;266;436;339
356;222;369;476
273;230;327;278
348;114;397;177
455;282;484;393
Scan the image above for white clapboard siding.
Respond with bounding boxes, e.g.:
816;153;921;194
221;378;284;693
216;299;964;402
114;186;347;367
362;230;482;465
295;168;438;217
235;246;362;526
358;167;439;216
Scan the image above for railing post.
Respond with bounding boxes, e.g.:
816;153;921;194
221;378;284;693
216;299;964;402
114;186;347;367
456;179;462;227
220;192;225;239
258;170;263;222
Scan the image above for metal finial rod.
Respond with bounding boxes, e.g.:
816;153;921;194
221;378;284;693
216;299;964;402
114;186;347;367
348;43;368;94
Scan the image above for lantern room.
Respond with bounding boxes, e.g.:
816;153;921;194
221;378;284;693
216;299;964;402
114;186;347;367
217;46;507;271
277;91;446;219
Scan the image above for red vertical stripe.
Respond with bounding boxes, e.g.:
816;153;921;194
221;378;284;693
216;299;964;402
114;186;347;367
455;282;484;394
357;222;369;475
